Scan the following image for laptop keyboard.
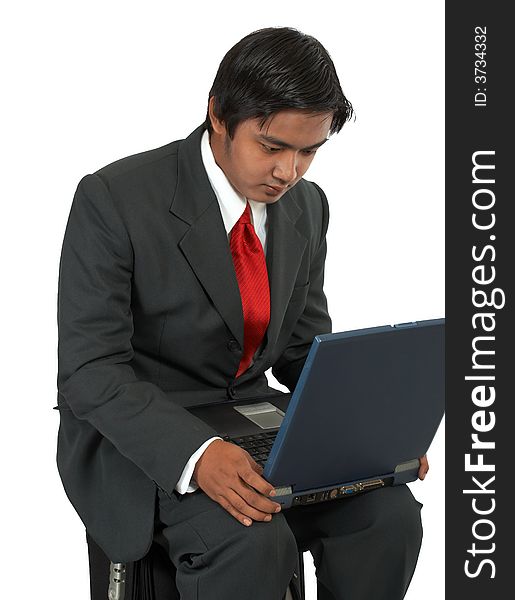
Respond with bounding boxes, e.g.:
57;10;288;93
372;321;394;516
230;431;278;466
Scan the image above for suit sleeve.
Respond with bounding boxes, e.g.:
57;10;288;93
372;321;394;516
271;183;332;392
57;173;218;495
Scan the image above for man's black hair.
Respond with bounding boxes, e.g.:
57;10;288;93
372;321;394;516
205;27;353;138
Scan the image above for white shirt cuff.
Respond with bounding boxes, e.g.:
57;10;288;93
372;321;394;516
175;437;223;494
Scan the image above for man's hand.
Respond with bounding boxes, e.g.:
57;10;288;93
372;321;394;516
418;455;429;480
193;439;282;526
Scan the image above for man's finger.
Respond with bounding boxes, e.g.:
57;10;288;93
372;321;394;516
418;455;429;480
236;479;282;515
248;458;264;475
239;464;277;499
225;488;275;523
218;495;254;527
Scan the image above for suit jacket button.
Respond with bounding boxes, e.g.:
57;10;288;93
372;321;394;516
227;339;240;352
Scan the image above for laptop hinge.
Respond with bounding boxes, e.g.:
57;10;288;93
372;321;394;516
394;459;420;473
393;458;420;485
273;485;293;496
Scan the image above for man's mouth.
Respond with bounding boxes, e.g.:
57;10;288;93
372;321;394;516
265;184;286;193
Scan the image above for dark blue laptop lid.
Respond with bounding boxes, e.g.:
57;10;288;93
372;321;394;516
264;319;445;491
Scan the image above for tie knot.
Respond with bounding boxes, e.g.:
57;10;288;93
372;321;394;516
236;202;252;225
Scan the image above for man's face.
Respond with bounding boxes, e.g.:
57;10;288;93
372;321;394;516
210;107;333;204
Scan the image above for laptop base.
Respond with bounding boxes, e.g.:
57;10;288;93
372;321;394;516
271;460;421;509
273;464;419;509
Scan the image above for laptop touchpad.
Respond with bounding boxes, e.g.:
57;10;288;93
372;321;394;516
233;402;285;429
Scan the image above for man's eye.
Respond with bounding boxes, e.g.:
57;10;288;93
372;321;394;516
262;144;281;153
302;149;316;156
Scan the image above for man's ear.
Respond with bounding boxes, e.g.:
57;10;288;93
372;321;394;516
208;96;226;135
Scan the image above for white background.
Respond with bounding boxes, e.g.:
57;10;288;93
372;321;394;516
1;1;444;598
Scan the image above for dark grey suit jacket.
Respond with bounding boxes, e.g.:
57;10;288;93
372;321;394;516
56;123;332;563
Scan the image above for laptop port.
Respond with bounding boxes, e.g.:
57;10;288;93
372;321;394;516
358;479;384;491
306;493;317;503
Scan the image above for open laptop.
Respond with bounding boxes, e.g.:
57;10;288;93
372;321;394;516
188;318;445;508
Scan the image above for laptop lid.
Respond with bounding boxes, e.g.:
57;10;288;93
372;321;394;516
264;318;445;492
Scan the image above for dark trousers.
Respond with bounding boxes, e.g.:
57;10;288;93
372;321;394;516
153;484;423;600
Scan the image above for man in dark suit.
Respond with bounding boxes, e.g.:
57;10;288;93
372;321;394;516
57;27;427;599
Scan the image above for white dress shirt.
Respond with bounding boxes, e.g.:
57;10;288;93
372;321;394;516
175;129;268;494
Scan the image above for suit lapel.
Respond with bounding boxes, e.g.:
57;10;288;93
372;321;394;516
170;125;244;348
263;197;307;350
169;124;308;375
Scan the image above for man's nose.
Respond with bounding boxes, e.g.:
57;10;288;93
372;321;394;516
273;152;298;184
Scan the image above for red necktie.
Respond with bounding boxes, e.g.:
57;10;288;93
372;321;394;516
230;202;270;378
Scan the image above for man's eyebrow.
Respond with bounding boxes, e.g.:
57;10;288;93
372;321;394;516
257;134;329;151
